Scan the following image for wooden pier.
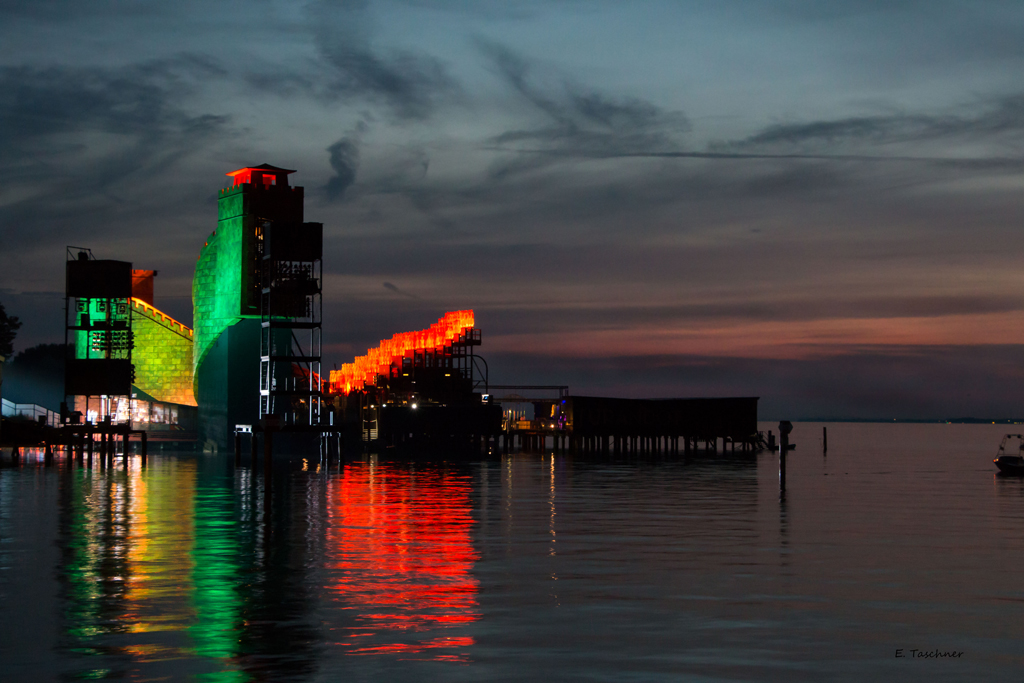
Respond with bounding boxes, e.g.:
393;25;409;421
496;394;762;456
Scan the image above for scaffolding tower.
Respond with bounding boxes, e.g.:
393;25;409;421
259;221;324;426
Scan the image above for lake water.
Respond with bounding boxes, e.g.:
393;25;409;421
1;422;1022;681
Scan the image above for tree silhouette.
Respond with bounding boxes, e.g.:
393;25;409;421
0;302;21;358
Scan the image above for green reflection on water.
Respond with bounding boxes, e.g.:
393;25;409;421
189;471;247;682
58;459;251;680
62;470;105;645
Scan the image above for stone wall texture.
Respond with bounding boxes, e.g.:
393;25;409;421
131;300;197;406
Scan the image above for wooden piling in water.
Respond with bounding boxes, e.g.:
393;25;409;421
264;431;273;477
778;421;792;496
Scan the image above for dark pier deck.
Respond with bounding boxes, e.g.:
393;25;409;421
496;391;762;455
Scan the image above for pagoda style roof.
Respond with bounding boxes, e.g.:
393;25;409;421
226;164;296;186
226;163;296;177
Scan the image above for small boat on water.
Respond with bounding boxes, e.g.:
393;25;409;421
994;434;1024;475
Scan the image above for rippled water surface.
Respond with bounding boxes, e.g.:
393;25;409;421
2;422;1023;681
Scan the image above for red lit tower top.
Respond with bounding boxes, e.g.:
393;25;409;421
226;163;296;187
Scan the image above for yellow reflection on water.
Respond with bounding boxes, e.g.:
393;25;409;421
60;458;248;680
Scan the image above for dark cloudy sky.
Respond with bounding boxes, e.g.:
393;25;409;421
2;0;1024;419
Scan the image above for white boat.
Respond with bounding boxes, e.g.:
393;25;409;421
994;434;1024;475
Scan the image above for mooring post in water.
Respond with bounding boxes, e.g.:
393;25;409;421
779;421;793;494
11;445;19;464
263;430;273;513
140;432;147;465
264;430;273;477
99;417;107;462
234;432;242;466
44;441;53;466
779;443;786;493
823;426;827;455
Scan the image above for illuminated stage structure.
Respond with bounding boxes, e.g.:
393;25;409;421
62;163;323;450
54;163;758;457
64;249;198;442
328;311;502;450
53;164;504;455
194;164;324;449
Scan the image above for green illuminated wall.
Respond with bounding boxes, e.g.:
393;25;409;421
192;184;255;386
193;182;304;389
193;176;303;447
131;300;197;406
72;296;196;407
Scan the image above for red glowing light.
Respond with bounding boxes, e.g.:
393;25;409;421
326;464;479;659
225;163;295;187
328;310;474;394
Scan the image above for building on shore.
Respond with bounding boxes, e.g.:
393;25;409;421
67;259;198;439
56;162;760;457
193;164;314;450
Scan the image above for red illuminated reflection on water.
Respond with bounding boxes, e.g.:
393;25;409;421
326;463;480;659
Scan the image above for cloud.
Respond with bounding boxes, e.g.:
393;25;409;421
0;54;224;142
319;46;457;120
474;41;1024;182
0;0;159;21
477;40;690;178
467;42;1024;219
720;93;1024;154
292;0;460;121
382;281;419;299
0;55;230;190
325;136;360;201
0;54;236;271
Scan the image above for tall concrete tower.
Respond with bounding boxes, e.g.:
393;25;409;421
193;164;304;449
